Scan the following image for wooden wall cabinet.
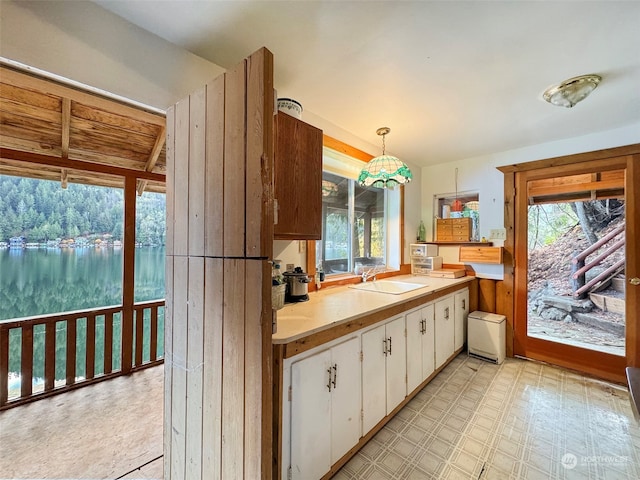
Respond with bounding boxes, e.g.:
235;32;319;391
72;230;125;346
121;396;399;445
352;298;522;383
436;217;472;241
274;112;323;240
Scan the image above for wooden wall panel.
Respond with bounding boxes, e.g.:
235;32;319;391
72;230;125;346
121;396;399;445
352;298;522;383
170;256;188;480
478;279;497;313
173;98;190;256
165;48;274;480
223;62;247;258
205;77;225;258
222;259;246;479
163;256;174;477
186;257;204;478
202;258;223;479
188;87;206;257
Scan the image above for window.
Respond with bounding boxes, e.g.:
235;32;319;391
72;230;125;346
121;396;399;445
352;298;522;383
316;148;401;276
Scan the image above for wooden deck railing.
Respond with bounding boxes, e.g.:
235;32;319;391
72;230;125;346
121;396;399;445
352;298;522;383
0;299;165;409
571;223;625;298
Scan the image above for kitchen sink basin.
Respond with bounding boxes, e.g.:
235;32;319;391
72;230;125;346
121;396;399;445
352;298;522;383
349;280;428;295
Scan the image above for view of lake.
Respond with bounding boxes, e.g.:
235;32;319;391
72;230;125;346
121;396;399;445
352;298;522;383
1;247;166;385
0;246;165;321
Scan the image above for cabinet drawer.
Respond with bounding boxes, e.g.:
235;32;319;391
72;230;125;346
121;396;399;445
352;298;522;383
459;246;503;264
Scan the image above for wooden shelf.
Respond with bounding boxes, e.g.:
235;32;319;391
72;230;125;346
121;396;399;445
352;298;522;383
417;241;494;246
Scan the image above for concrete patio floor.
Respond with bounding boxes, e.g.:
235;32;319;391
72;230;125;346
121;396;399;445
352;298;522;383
0;365;163;479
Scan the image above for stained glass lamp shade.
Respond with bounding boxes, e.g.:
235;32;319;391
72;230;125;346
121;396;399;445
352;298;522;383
358;127;412;189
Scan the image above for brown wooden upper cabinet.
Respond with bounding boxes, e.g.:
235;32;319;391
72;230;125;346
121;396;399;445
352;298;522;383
274;112;323;240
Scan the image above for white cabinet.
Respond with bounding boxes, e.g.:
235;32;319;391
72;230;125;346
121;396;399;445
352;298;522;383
454;288;469;351
290;336;360;479
406;303;435;394
361;315;406;433
434;294;455;369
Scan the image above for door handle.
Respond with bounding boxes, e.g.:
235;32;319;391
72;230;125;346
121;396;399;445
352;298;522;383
327;367;332;392
332;364;337;389
444;307;450;320
462;299;466;310
383;339;388;356
630;277;640;286
388;337;392;355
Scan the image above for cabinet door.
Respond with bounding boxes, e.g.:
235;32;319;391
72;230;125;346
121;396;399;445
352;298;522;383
434;295;455;369
421;304;436;381
385;316;407;414
405;309;424;394
361;324;386;433
274;113;322;240
330;337;361;464
454;289;469;351
290;350;331;480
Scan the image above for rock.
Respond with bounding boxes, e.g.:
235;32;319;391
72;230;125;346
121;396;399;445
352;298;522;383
540;295;594;313
540;307;568;321
564;315;573;323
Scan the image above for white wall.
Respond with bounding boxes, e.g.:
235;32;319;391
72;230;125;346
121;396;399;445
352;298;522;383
0;0;225;110
421;123;640;279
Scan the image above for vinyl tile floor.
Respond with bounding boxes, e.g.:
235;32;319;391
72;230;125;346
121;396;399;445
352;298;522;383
335;355;640;480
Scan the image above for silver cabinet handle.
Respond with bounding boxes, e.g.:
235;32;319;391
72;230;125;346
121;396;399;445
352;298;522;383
332;364;337;389
388;337;392;355
444;307;450;320
327;367;332;392
383;338;388;356
462;299;466;310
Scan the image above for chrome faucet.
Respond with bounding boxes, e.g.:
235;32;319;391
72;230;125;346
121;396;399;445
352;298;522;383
361;267;378;283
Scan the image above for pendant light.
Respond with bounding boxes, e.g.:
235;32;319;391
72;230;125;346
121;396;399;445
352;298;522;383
358;127;412;189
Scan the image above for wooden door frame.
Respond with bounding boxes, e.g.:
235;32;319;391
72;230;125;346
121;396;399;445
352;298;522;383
498;144;640;383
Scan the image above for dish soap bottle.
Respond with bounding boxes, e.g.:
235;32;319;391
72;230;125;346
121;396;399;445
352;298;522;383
418;220;426;242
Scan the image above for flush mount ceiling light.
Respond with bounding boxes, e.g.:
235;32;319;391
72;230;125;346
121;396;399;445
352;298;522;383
358;127;412;189
543;74;602;108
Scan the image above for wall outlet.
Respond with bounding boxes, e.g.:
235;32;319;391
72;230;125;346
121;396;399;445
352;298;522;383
298;240;307;254
489;228;507;240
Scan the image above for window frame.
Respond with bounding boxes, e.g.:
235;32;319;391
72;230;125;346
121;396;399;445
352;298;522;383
306;135;407;290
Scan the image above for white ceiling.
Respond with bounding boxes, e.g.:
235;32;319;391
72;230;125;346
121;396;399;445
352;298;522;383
94;1;640;167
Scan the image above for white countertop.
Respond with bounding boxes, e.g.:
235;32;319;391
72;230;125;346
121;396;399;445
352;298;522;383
272;274;474;344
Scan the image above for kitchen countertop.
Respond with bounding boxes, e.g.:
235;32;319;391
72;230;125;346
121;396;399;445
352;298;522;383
272;274;474;344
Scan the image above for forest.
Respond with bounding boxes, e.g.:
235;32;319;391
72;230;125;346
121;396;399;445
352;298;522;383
0;175;166;245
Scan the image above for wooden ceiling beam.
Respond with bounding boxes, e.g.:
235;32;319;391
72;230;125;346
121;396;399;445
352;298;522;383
0;66;165;126
137;125;166;196
61;97;71;189
0;147;165;182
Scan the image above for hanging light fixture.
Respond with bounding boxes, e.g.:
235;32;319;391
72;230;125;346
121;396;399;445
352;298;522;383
358;127;412;189
543;74;601;108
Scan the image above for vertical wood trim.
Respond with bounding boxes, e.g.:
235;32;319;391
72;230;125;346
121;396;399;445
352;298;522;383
86;314;96;379
135;308;143;366
222;259;245;479
66;318;76;385
478;279;497;313
166;106;176;256
21;324;33;397
244;260;264;479
202;258;223;479
164;256;174;478
468;278;479;313
224;62;247;257
44;322;55;390
104;313;113;375
246;48;274;258
186;257;204;479
272;344;285;480
174;97;191;256
502;171;516;357
189;87;206;257
0;327;8;405
205;76;225;258
626;154;640;366
513;171;529;356
121;176;136;374
150;306;158;362
171;256;188;480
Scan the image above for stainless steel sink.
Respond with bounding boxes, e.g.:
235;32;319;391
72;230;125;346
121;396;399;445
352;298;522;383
349;280;427;295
